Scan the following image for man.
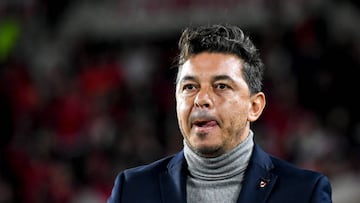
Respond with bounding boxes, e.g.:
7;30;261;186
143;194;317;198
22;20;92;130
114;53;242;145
107;24;332;203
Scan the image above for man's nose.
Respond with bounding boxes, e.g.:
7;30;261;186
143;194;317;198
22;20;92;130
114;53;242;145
194;88;213;108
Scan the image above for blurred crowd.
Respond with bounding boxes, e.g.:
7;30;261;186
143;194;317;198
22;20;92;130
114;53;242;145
1;0;360;203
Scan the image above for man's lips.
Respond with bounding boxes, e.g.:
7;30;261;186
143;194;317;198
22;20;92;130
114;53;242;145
189;110;220;129
192;120;218;128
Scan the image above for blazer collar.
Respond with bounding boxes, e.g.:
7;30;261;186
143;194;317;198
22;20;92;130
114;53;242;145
236;144;278;203
159;144;277;203
159;151;188;203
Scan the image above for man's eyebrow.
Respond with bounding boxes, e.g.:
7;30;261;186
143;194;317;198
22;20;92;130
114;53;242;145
212;75;235;83
177;75;236;84
178;75;198;83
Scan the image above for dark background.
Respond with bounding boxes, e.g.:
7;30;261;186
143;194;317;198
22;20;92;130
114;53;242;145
0;0;359;202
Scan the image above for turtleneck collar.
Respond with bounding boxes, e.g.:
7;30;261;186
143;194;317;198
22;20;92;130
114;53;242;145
183;130;254;181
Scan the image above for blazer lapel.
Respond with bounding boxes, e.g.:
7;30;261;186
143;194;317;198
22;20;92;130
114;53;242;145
158;145;277;203
159;151;187;203
237;144;278;203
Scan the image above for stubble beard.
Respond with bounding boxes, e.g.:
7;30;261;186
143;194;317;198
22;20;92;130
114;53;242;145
192;132;224;158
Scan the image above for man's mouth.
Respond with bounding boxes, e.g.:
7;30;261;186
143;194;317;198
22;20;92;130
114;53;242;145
189;111;220;129
192;120;218;128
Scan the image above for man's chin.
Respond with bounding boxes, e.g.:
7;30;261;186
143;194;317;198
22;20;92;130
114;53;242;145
193;145;223;158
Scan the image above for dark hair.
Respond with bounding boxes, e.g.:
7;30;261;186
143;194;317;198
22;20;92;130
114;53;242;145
177;24;264;94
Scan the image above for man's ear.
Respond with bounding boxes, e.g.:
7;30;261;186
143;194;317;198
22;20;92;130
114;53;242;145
248;92;266;122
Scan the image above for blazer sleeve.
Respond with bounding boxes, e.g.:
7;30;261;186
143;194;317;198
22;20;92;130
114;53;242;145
310;175;332;203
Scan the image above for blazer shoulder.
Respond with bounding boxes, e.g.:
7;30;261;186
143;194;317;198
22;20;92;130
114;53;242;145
107;152;185;203
251;144;330;186
107;151;187;203
121;151;185;180
124;154;175;177
269;156;332;202
269;155;330;184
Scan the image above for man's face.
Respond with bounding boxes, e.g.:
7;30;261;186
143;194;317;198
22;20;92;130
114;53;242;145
176;52;262;157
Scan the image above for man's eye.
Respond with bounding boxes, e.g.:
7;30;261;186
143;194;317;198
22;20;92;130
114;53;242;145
216;83;228;89
183;84;196;91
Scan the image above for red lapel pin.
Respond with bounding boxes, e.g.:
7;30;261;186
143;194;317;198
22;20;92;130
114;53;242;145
259;178;270;188
259;180;267;188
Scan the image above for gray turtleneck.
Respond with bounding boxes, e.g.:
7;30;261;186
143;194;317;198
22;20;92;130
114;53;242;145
183;131;254;203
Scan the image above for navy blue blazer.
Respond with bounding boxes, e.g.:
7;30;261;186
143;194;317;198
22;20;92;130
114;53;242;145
107;144;332;203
